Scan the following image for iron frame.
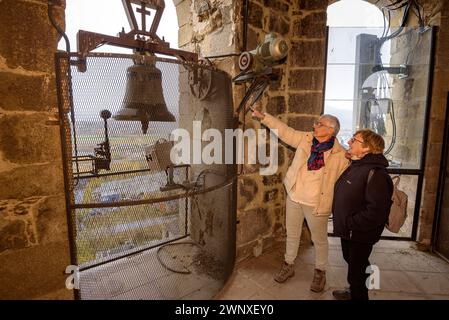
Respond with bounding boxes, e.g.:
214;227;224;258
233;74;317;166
55;51;237;297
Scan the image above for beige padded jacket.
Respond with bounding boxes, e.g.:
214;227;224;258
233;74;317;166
261;113;350;216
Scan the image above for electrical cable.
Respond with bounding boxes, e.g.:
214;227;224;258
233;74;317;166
372;1;421;163
156;241;201;274
191;169;227;219
48;1;70;51
385;9;391;40
243;0;249;52
375;1;426;156
366;72;396;156
381;73;396;155
234;71;274;177
48;0;81;185
156;169;226;274
412;2;424;29
381;7;387;39
382;1;410;42
237;81;248;176
240;98;246;176
384;99;397;155
376;0;414;69
385;0;409;11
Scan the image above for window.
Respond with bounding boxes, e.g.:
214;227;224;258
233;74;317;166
325;0;433;170
325;0;386;149
325;0;435;239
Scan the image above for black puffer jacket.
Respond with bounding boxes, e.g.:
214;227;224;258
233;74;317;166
332;153;393;244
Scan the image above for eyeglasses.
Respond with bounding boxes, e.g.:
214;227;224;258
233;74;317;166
313;121;333;129
349;136;364;144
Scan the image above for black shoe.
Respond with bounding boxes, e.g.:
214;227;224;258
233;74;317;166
332;288;351;300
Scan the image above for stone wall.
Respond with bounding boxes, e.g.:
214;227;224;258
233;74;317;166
232;0;329;262
175;0;329;262
177;0;449;260
0;0;72;299
417;0;449;248
1;0;448;300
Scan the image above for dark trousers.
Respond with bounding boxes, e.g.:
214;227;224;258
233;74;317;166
340;238;374;300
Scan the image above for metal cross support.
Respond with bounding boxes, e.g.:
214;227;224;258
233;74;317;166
76;0;197;71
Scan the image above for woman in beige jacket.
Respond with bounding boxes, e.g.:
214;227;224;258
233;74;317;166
252;108;349;292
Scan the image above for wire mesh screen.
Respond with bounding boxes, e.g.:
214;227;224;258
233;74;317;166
70;55;179;173
56;53;237;300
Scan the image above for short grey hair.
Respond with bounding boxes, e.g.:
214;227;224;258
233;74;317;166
320;114;340;136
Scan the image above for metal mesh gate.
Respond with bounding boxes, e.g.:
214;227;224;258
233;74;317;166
55;52;237;299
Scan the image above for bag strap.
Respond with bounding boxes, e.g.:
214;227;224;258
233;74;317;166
367;169;374;184
391;175;400;188
368;168;394;184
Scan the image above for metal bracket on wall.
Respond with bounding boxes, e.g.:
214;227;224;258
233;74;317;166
372;64;409;79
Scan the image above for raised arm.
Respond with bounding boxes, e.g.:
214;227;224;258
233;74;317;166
252;109;305;148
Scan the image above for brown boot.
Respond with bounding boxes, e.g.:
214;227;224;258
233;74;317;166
332;288;351;300
274;262;295;283
310;269;326;292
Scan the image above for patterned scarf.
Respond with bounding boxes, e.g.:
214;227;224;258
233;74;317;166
307;136;335;170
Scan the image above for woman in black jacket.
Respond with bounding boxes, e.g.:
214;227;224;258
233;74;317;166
332;130;393;300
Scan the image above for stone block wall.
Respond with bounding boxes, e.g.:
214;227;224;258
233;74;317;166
1;0;448;300
176;0;449;259
232;0;329;262
0;0;72;299
175;0;329;262
417;0;449;248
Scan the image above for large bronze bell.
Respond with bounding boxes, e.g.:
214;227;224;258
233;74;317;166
113;60;175;134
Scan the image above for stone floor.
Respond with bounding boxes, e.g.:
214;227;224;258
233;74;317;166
215;238;449;300
79;239;225;300
77;237;449;300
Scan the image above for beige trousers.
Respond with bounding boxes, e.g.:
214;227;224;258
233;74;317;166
284;195;329;271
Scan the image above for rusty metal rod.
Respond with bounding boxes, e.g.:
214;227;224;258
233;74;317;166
72;177;236;209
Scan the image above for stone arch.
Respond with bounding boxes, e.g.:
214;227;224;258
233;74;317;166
327;0;385;26
175;0;237;71
328;0;444;27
